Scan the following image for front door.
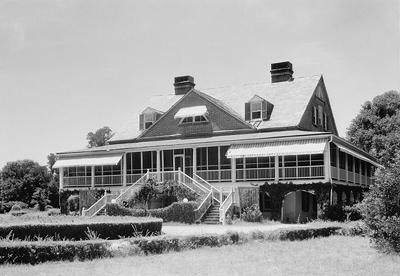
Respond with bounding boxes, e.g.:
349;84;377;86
174;154;184;172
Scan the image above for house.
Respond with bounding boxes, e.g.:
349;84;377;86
54;61;380;223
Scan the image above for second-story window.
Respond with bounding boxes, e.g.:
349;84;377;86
144;113;155;129
140;107;163;131
180;115;208;124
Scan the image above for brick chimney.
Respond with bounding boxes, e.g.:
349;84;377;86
174;75;195;95
270;61;293;83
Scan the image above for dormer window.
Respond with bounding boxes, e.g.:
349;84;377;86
245;95;274;122
140;107;163;131
250;101;262;120
174;105;209;125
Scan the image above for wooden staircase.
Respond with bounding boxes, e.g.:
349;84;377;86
202;203;221;224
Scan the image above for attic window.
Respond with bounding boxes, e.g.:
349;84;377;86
180;115;208;124
245;95;273;122
140;108;163;131
250;101;262;120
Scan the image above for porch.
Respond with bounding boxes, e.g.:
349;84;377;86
57;140;375;190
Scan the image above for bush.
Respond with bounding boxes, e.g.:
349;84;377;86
10;204;22;212
241;204;262;222
319;204;346;222
105;203;147;217
149;202;197;224
45;205;54;211
67;195;80;213
47;208;61;216
343;204;363;221
0;219;162;240
3;201;28;212
0;240;111;265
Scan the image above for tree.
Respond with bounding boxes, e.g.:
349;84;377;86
361;158;400;253
347;90;400;167
47;153;60;208
0;160;51;205
86;126;113;148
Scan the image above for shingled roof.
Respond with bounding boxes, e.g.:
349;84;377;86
110;75;322;142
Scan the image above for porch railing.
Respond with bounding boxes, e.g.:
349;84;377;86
82;191;114;217
194;191;213;222
219;188;234;225
279;165;324;180
64;176;91;187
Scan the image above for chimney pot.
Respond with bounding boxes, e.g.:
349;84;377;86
174;75;195;95
270;61;293;83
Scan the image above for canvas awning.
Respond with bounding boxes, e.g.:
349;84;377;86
334;144;382;167
226;139;328;159
53;154;123;168
174;105;208;119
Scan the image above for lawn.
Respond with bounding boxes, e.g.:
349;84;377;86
1;236;399;276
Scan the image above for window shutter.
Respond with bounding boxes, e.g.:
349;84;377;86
261;100;268;121
245;102;251;121
139;114;144;131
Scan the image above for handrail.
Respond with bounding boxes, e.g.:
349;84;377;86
178;171;209;194
115;172;149;204
193;173;222;203
194;191;213;222
82;191;108;217
219;189;234;225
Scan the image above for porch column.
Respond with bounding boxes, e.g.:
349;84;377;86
193;147;197;176
231;158;236;183
156;150;161;182
324;144;330;182
122;153;127;187
345;152;348;184
336;148;340;181
59;167;64;190
274;155;279;183
91;166;95;188
352;157;356;184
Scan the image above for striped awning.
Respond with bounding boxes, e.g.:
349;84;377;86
226;139;328;159
53;154;123;168
174;105;208;119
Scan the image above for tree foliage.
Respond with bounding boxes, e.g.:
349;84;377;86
86;126;113;148
0;160;51;205
361;159;400;253
347;90;400;167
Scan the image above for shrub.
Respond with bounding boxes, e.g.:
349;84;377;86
0;219;162;240
149;202;197;224
47;208;61;216
343;204;363;221
10;204;22;212
105;203;147;217
67;195;80;213
319;204;346;222
0;240;111;265
10;211;27;216
3;201;28;212
241;204;262;222
31;188;50;211
45;205;54;211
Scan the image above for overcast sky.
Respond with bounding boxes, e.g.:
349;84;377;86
0;0;399;168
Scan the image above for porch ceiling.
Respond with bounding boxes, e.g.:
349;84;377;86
53;154;123;168
226;138;328;158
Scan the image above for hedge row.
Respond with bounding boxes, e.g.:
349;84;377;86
106;202;197;224
1;225;351;265
0;220;162;240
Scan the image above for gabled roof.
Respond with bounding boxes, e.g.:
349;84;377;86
110;75;321;142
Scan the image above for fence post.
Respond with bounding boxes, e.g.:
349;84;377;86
219;187;223;204
178;167;182;184
146;169;150;180
82;207;86;217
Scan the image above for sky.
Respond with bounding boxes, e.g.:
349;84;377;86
0;0;399;168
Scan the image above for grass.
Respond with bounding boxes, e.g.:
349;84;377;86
1;236;399;275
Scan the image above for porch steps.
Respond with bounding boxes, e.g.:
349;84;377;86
202;203;221;224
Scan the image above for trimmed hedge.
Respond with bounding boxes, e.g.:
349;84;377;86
0;225;361;265
105;203;146;217
106;202;197;224
0;220;162;240
148;202;197;224
0;240;111;265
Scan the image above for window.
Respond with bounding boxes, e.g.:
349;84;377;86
318;106;323;126
316;86;324;101
180;115;208;124
323;113;328;131
139;108;163;131
312;106;318;125
250;101;262;120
